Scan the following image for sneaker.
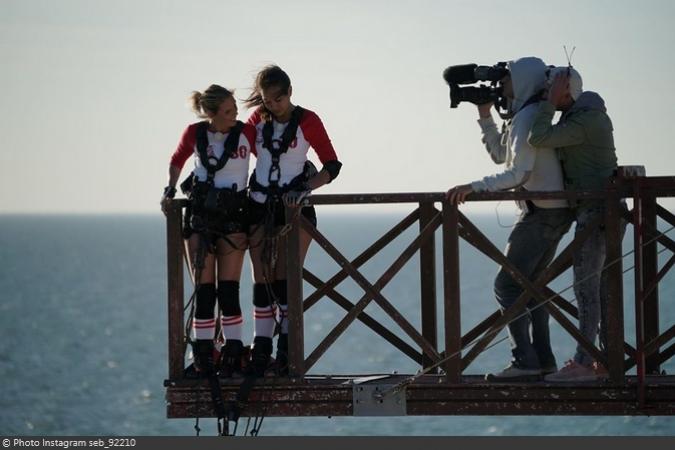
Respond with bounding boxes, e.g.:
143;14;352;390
541;364;558;376
485;364;542;382
592;361;609;380
544;360;599;382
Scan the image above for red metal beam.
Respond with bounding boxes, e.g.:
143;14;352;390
442;200;461;382
166;201;184;381
420;202;439;371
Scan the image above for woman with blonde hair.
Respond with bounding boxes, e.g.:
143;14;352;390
161;84;256;378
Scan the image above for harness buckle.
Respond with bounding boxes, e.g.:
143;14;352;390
268;164;281;185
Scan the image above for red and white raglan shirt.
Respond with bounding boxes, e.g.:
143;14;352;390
169;121;257;192
247;107;338;203
169;121;256;341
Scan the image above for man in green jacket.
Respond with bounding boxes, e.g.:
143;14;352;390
528;67;620;382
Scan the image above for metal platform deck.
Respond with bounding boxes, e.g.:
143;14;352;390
165;374;675;418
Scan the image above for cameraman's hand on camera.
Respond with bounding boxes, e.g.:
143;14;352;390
547;72;569;108
477;102;494;119
445;184;473;205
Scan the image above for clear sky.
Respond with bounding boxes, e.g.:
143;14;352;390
1;0;673;213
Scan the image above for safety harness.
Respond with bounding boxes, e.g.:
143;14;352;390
182;120;247;248
181;120;244;200
249;106;305;199
196;120;244;185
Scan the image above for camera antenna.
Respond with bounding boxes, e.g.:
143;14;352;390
563;45;576;67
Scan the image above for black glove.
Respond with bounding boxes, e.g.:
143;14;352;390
163;186;177;199
160;186;177;215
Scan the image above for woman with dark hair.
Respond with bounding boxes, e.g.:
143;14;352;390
161;84;256;378
244;65;343;376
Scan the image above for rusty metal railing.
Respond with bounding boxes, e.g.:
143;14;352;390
166;174;675;401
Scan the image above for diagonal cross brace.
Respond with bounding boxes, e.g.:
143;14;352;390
303;268;424;364
303;209;420;311
301;213;442;372
458;212;607;370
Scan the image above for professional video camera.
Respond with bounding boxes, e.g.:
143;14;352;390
442;63;510;112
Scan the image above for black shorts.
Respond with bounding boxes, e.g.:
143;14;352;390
248;198;317;230
183;190;249;242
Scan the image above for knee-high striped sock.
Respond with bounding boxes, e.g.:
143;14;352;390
253;283;276;339
193;283;216;340
218;280;243;342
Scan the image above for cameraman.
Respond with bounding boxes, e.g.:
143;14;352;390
446;57;573;382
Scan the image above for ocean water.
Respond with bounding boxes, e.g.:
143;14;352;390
1;211;674;436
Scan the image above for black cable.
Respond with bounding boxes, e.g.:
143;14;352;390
244;416;251;436
250;411;265;436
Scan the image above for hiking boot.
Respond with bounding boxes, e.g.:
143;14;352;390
246;336;273;377
192;339;215;377
218;339;244;379
544;360;599;382
485;363;541;382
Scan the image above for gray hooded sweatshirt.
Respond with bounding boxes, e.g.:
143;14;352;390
470;56;567;209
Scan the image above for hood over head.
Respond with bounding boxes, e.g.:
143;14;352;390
507;56;547;113
569;91;607;114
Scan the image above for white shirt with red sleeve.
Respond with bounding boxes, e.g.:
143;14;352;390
169;122;256;191
247;107;338;203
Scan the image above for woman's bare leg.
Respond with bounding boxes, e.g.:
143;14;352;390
215;233;247;281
